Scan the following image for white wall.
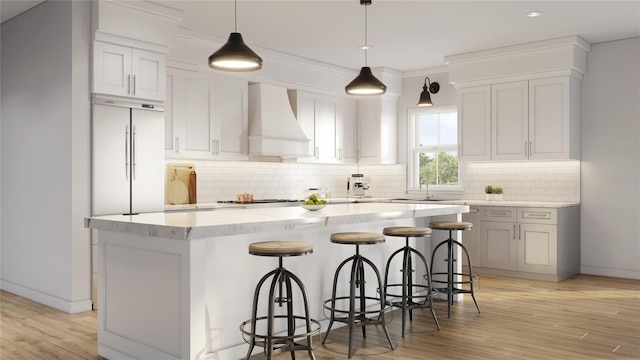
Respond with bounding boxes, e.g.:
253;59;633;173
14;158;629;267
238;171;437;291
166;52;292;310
580;37;640;279
0;0;92;312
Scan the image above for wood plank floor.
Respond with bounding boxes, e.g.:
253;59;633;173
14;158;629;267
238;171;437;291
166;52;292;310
1;274;638;359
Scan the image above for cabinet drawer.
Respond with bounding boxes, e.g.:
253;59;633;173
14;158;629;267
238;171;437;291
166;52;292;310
481;206;517;222
517;208;557;224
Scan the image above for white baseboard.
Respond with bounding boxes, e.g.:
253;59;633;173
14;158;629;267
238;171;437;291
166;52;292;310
580;266;640;280
0;280;92;314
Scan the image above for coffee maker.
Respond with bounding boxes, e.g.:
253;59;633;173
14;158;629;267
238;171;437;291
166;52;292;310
347;174;371;198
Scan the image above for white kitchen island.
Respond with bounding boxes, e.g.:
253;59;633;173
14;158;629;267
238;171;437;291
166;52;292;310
85;202;469;360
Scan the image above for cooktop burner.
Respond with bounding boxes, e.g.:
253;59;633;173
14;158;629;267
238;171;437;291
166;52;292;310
217;199;304;204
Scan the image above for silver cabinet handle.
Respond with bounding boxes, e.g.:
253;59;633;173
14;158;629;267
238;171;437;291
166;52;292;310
132;125;136;179
315;146;319;159
469;208;480;213
125;124;129;180
513;224;516;240
518;224;522;240
175;137;180;153
127;74;131;95
132;75;136;96
524;141;528;157
212;140;220;155
529;141;532;157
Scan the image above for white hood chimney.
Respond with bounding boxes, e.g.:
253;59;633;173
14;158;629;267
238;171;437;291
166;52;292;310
248;83;311;158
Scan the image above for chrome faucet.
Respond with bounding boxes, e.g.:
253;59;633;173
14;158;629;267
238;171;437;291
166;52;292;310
420;179;434;199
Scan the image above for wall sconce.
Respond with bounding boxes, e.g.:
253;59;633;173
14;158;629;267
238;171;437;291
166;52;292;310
417;77;440;106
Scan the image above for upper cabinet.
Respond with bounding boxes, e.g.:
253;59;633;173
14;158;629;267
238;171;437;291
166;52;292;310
357;96;398;164
458;76;581;162
448;36;589;162
458;86;491;161
288;90;357;163
93;41;166;102
165;67;248;160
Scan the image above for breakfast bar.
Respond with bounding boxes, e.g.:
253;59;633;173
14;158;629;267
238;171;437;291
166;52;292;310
85;202;469;360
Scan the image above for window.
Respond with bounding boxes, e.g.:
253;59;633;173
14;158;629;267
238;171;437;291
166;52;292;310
408;105;460;190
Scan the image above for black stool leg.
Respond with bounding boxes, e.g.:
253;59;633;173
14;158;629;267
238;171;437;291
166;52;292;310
246;268;279;359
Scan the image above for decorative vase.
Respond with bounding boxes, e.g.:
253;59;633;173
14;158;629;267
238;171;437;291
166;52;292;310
485;194;494;201
494;194;503;201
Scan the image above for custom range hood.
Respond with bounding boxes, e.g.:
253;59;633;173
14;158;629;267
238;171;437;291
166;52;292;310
248;83;311;158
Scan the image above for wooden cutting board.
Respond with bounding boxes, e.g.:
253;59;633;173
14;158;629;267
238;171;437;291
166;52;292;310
167;163;196;204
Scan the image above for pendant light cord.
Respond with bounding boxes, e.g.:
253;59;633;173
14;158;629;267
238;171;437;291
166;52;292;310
364;3;368;66
234;0;238;32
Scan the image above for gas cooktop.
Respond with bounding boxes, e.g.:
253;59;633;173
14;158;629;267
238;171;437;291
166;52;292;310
217;199;304;204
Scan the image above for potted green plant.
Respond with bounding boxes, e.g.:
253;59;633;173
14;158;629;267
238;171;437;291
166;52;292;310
493;186;503;201
484;185;494;201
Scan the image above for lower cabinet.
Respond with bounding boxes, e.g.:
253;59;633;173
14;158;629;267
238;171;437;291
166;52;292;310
471;205;579;282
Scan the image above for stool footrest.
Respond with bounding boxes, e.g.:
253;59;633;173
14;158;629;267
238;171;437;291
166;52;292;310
240;315;321;343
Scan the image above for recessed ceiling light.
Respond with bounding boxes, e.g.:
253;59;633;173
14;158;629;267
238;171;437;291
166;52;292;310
359;45;371;50
526;11;544;18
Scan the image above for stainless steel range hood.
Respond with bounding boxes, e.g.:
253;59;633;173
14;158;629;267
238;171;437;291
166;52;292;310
248;83;311;158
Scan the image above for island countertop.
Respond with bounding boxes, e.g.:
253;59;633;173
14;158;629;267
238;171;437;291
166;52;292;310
85;202;470;240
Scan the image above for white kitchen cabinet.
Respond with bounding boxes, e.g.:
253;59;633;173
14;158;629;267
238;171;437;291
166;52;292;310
528;76;581;160
474;205;579;281
457;76;581;161
165;68;248;160
458;86;491;161
93;41;165;101
357;95;397;164
288;90;357;163
492;81;529;160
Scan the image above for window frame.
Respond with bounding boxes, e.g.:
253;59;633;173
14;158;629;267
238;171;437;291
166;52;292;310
407;105;464;193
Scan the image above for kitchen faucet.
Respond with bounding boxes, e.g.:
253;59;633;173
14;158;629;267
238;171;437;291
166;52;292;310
420;179;434;199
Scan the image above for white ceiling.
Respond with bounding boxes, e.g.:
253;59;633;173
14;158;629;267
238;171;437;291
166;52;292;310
2;1;639;73
160;0;640;73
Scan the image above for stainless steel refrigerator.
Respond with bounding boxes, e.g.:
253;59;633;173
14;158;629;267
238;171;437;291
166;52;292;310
92;96;164;215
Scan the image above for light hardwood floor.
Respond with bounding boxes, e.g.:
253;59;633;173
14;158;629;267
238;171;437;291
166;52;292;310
1;274;638;359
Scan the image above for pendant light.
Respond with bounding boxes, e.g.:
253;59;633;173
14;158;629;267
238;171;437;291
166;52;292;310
208;0;262;72
345;0;386;95
417;77;440;106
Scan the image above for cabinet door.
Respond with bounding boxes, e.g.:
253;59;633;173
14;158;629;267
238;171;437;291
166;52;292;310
458;86;491;161
164;71;177;155
289;91;316;159
130;109;165;213
336;98;357;162
93;42;132;98
528;77;570;160
492;81;528;160
131;48;165;101
517;223;557;274
314;98;337;161
480;221;517;270
92;104;131;215
212;77;248;158
182;77;214;157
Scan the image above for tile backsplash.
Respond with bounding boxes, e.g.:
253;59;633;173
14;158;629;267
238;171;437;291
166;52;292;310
460;160;580;202
165;159;580;204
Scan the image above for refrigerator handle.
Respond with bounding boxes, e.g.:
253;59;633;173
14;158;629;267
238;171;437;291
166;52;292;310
125;124;130;180
132;125;137;180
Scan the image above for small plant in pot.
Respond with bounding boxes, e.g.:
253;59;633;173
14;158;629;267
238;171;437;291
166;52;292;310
484;185;494;201
493;187;503;201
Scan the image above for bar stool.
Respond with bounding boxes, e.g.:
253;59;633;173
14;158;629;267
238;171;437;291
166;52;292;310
240;241;321;360
382;226;440;337
429;221;480;318
322;232;394;358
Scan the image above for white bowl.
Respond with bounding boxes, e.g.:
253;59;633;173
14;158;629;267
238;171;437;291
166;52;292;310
301;204;327;211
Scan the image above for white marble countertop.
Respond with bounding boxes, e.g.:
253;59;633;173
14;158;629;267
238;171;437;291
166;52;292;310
87;202;469;240
164;197;579;211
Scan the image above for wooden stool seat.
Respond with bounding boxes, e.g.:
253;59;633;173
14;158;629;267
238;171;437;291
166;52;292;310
429;221;473;231
249;241;313;257
383;226;432;237
329;232;385;245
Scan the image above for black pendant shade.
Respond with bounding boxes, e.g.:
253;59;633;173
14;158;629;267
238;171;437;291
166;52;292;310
208;32;263;72
345;66;387;95
345;0;386;96
417;77;440;106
